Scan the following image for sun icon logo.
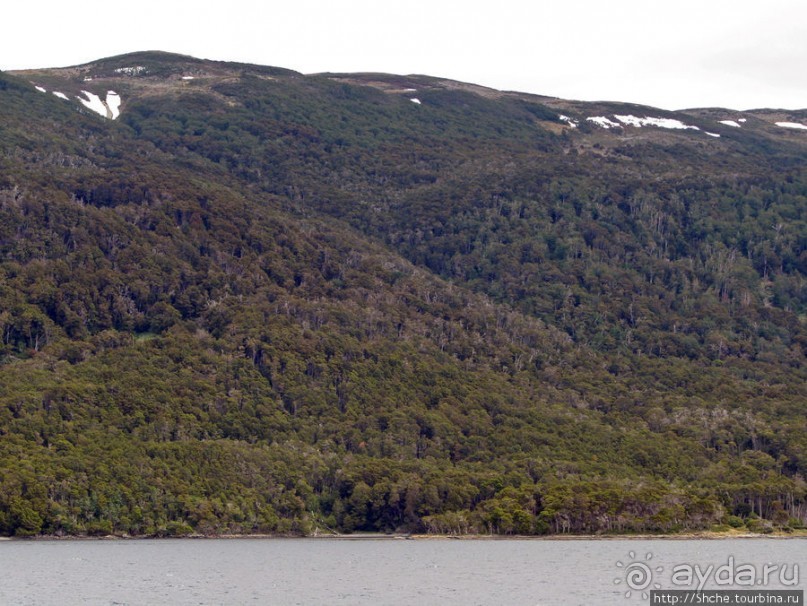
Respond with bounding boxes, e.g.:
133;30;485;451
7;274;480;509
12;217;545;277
614;551;663;600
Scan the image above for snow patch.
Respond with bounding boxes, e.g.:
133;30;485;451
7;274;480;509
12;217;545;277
115;66;147;76
410;98;421;105
181;76;195;80
705;132;721;138
79;91;107;117
53;92;68;100
83;77;93;82
78;90;123;120
775;122;807;130
559;115;578;128
719;120;741;128
738;118;747;123
403;88;417;92
615;115;700;130
106;91;121;119
35;86;46;93
587;116;621;129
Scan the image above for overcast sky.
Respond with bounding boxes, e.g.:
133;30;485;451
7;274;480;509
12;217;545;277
3;0;805;110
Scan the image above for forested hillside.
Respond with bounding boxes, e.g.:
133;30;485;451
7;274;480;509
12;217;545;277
0;52;805;537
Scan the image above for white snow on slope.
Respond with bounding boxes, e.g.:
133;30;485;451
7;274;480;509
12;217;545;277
776;122;807;130
706;132;721;138
182;76;195;80
106;91;121;119
410;98;421;105
719;120;741;128
587;116;621;129
738;118;747;123
79;91;107;117
559;115;578;128
615;115;700;130
35;86;46;93
78;90;123;120
115;66;146;76
53;92;68;100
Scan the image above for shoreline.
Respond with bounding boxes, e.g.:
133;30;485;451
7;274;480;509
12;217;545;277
5;529;806;542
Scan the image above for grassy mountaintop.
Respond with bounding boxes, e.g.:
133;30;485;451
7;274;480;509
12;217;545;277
0;52;805;537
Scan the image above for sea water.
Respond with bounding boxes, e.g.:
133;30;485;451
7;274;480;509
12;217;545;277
1;537;804;605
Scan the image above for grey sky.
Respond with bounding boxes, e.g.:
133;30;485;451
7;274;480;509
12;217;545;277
3;0;805;110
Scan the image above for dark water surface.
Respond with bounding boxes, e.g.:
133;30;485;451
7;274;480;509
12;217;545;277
1;537;804;605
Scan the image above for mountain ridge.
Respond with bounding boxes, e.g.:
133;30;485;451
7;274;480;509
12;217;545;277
10;51;806;178
9;50;807;114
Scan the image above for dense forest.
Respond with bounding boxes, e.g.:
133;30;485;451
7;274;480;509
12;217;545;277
0;52;805;537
